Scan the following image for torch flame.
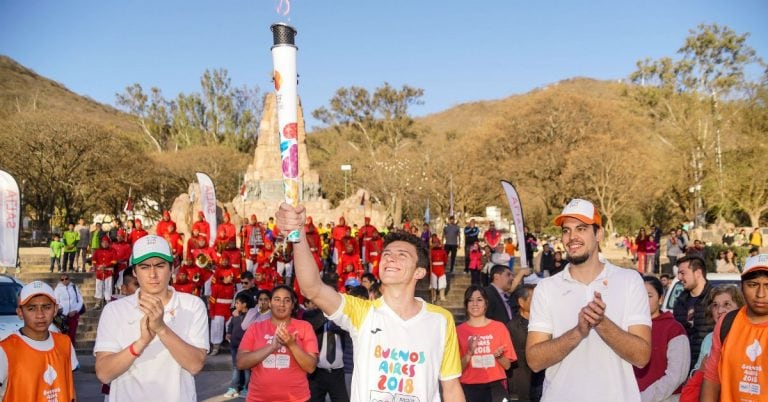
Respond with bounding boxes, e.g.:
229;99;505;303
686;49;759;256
276;0;290;16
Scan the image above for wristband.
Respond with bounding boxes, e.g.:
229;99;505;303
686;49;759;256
129;342;141;357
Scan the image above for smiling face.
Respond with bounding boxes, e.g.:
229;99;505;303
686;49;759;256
560;217;602;266
378;240;426;286
677;261;701;292
465;290;487;318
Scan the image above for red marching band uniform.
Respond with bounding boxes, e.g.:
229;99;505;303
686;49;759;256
110;230;132;286
155;210;176;238
129;219;148;246
191;211;210;242
331;217;350;264
337;238;363;291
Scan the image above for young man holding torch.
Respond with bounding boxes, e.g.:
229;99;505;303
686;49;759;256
276;202;465;402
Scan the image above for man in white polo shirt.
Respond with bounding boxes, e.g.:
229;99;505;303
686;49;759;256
526;199;652;402
94;235;209;401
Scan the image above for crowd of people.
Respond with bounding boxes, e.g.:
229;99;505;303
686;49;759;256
3;198;766;402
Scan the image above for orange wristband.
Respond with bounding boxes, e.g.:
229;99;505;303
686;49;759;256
129;342;141;357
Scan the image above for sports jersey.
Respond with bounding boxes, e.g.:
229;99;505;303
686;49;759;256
328;294;462;402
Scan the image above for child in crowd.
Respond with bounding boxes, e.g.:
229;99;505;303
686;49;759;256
50;233;63;272
429;234;447;303
224;293;254;398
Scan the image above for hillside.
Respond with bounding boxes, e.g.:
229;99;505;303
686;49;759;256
0;55;139;134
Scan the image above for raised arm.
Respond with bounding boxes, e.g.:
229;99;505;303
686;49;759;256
275;203;341;315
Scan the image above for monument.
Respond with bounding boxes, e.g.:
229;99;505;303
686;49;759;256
171;93;386;237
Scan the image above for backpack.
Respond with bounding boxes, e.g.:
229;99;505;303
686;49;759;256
718;309;739;344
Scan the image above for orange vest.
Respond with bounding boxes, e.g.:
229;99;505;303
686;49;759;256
718;308;768;401
1;332;74;402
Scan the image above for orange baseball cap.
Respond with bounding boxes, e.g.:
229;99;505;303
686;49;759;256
553;198;602;227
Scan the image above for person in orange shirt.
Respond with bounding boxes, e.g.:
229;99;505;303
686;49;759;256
0;281;79;402
701;254;768;402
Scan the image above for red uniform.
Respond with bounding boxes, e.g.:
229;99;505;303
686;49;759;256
110;240;132;274
255;265;277;291
213;265;240;285
484;228;502;249
337;250;363;290
357;218;379;263
430;246;448;277
331;217;351;260
164;231;184;263
220;248;242;273
189;245;218;266
243;220;267;261
93;239;117;281
364;235;383;277
305;217;322;261
209;282;235;321
191;211;210;241
129;220;148;246
218;212;237;246
155;211;176;237
173;275;196;294
178;264;212;296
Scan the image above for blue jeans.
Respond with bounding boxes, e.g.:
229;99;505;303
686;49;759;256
230;344;250;391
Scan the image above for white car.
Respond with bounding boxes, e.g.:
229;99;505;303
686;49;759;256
661;272;742;313
0;275;25;341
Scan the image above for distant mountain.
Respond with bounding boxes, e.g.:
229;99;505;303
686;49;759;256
0;55;138;134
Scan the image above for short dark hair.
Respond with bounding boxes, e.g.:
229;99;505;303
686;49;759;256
256;289;272;300
490;264;509;280
514;284;536;302
123;266;139;287
677;255;707;277
742;269;768;282
235;292;255;309
347;285;370;300
361;273;377;284
240;271;254;280
463;285;489;314
660;273;673;281
643;275;663;298
383;231;430;270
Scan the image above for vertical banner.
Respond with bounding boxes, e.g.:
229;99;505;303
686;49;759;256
271;23;301;243
501;180;528;269
449;175;454;217
0;170;20;268
196;172;217;248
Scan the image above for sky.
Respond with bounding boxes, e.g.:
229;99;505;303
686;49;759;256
1;0;766;130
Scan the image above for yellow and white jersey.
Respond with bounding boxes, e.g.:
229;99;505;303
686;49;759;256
328;294;462;402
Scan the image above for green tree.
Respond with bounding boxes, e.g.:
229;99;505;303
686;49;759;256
312;83;425;223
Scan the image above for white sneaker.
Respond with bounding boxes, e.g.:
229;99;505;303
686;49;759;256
224;388;239;398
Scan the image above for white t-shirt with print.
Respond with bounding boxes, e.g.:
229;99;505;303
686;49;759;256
328;295;462;402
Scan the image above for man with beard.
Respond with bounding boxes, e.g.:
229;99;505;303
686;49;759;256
526;199;651;402
671;255;713;367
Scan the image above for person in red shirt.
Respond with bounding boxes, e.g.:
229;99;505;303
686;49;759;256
110;229;132;291
185;227;203;261
178;258;212;297
172;269;196;294
331;216;350;265
191;211;210;242
92;236;117;309
305;217;322;262
483;222;502;250
129;218;148;245
457;285;517;401
218;212;237;246
220;240;243;274
189;236;218;266
209;269;236;355
164;222;184;268
243;214;267;274
336;239;362;291
357;217;379;270
155;210;176;237
368;232;384;278
430;234;448;303
236;285;318;402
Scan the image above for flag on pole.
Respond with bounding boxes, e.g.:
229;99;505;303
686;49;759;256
0;170;20;268
196;172;218;248
424;199;431;224
501;180;528;269
239;184;248;201
123;188;134;215
359;192;366;209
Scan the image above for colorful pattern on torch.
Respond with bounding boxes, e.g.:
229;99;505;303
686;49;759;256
271;24;300;242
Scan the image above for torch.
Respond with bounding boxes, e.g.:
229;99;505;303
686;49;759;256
271;23;301;243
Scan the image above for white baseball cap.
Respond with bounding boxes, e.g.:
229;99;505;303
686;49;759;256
553;198;603;227
19;281;56;306
742;254;768;277
131;235;174;265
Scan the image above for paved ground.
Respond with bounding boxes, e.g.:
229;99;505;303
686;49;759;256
75;367;237;402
